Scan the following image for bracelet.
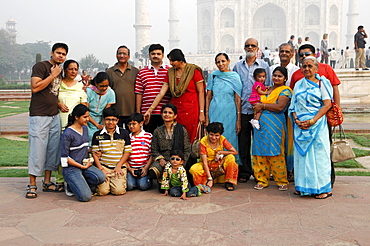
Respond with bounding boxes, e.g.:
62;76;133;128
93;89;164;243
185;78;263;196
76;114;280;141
200;110;204;112
309;119;316;126
207;177;213;181
150;105;155;110
237;112;241;114
263;104;266;109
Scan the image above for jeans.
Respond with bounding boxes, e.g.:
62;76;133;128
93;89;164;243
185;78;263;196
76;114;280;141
169;185;199;197
63;165;105;202
127;172;152;191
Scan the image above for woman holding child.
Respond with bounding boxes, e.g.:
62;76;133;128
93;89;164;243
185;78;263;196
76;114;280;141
251;66;292;191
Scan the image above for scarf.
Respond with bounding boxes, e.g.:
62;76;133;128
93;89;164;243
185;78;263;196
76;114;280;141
168;63;203;98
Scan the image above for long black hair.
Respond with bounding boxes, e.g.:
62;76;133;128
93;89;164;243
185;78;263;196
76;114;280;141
66;104;89;128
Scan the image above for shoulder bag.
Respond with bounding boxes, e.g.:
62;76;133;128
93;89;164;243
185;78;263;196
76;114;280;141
331;125;355;163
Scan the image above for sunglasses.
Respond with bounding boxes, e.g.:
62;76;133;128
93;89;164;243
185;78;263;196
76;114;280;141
245;44;257;48
170;157;181;161
299;52;313;57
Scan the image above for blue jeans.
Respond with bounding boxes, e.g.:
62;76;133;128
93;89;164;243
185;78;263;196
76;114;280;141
127;172;152;191
63;165;105;202
169;185;199;197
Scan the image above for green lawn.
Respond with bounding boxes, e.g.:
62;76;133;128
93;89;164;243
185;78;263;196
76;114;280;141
0;101;30;118
0;138;29;167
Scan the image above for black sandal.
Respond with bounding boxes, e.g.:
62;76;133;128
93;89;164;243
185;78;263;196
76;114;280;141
26;185;37;199
42;181;57;192
225;182;235;191
55;183;65;192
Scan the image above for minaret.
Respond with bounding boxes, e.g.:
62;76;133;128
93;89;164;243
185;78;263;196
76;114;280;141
346;0;359;47
5;18;17;44
134;0;151;57
168;0;180;50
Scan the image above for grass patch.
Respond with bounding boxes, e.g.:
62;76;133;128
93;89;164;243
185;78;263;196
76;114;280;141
334;148;370;168
334;133;370;148
0;101;30;118
0;138;29;167
0;169;28;177
19;135;28;139
335;171;370;176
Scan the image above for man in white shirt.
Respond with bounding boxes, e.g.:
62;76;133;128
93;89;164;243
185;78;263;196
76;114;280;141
270;43;299;87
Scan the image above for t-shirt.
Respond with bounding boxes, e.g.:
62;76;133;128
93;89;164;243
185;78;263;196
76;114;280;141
135;65;171;115
30;61;61;116
60;125;89;167
354;32;367;49
128;130;152;168
290;63;341;89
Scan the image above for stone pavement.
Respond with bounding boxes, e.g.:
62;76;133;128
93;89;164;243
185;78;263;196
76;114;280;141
0;177;369;245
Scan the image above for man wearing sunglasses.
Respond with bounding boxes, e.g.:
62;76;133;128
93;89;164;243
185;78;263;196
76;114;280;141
233;38;272;183
290;43;341;187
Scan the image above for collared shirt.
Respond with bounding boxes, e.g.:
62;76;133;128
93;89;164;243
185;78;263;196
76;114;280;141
135;64;171;115
128;130;152;168
106;63;139;116
91;126;132;168
270;63;300;88
233;58;272;114
354;31;367;49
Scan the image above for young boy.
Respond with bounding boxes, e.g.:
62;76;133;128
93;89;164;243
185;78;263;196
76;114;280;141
127;113;153;191
161;150;201;200
92;107;131;195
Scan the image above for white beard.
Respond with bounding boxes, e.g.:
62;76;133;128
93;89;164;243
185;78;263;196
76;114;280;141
246;51;256;58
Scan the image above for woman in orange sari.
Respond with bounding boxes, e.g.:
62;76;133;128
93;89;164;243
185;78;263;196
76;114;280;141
189;122;238;191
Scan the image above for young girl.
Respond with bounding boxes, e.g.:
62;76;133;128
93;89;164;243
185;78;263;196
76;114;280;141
248;68;269;130
86;72;116;142
60;104;105;202
161;150;202;200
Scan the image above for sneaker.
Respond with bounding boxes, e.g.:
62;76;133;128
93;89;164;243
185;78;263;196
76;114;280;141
65;182;74;197
249;119;260;130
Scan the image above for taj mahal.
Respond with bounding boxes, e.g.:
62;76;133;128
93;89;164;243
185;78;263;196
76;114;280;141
134;0;360;69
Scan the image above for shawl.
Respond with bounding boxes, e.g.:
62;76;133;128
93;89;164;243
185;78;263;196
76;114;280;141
260;85;292;104
168;63;203;98
207;70;242;97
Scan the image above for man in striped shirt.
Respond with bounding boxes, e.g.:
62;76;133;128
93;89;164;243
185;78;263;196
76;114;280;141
127;113;153;191
92;107;132;196
135;44;171;133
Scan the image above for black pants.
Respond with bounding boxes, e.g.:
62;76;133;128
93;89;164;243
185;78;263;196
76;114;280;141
238;113;254;180
328;125;336;187
143;114;164;134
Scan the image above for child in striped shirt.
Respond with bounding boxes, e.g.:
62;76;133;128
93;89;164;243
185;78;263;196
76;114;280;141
127;113;153;191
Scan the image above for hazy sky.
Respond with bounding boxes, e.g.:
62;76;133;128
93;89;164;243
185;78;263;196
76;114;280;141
0;0;368;66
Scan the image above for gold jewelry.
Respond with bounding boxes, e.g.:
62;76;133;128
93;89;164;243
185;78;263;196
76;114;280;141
309;119;315;125
150;105;155;110
263;104;266;109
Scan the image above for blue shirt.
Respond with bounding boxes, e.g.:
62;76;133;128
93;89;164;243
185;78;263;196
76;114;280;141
233;58;271;114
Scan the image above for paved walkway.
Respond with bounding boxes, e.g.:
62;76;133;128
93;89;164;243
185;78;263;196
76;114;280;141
0;177;369;245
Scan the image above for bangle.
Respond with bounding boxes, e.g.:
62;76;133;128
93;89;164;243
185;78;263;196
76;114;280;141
200;110;204;112
309;119;316;125
263;104;266;109
207;177;213;181
150;105;155;110
237;112;241;114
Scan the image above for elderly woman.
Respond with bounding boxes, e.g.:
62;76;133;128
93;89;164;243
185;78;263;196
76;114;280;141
206;53;242;164
149;103;191;185
289;57;333;199
190;122;239;191
144;48;205;142
252;66;292;191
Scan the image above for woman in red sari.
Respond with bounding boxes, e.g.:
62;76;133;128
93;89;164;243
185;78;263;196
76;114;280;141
144;49;205;142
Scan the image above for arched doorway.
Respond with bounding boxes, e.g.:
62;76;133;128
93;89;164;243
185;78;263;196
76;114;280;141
252;3;286;50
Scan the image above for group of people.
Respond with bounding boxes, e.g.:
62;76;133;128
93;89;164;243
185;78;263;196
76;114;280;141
26;36;341;201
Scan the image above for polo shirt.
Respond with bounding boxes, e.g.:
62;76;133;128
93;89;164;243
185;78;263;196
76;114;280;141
91;126;132;168
135;64;171;115
290;62;341;89
128;130;152;168
233;58;272;114
106;63;139;116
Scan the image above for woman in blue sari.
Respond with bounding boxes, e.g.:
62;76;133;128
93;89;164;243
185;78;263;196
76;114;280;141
205;53;242;165
289;57;333;199
251;66;292;191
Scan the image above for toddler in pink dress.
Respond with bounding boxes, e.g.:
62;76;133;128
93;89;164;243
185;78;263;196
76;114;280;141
248;68;268;130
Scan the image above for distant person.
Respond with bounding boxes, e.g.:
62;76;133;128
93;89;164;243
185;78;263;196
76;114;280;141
354;25;369;70
320;33;329;64
329;48;338;69
135;44;171;133
262;47;271;65
26;43;68;199
294;37;303;65
344;46;351;68
107;45;139;128
270;43;299;87
81;70;91;86
287;35;295;46
316;48;321;61
366;46;370;66
303;36;311;45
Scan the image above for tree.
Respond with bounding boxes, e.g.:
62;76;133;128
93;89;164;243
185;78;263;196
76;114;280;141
79;54;109;74
135;44;151;67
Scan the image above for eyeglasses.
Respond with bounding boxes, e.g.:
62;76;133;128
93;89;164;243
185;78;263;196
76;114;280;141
299;52;313;57
245;44;257;48
104;118;118;122
170;157;181;161
117;52;129;56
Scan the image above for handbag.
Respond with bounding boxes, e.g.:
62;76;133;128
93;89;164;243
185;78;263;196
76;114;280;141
326;102;344;127
210;159;225;179
331;125;355;163
190;123;204;159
